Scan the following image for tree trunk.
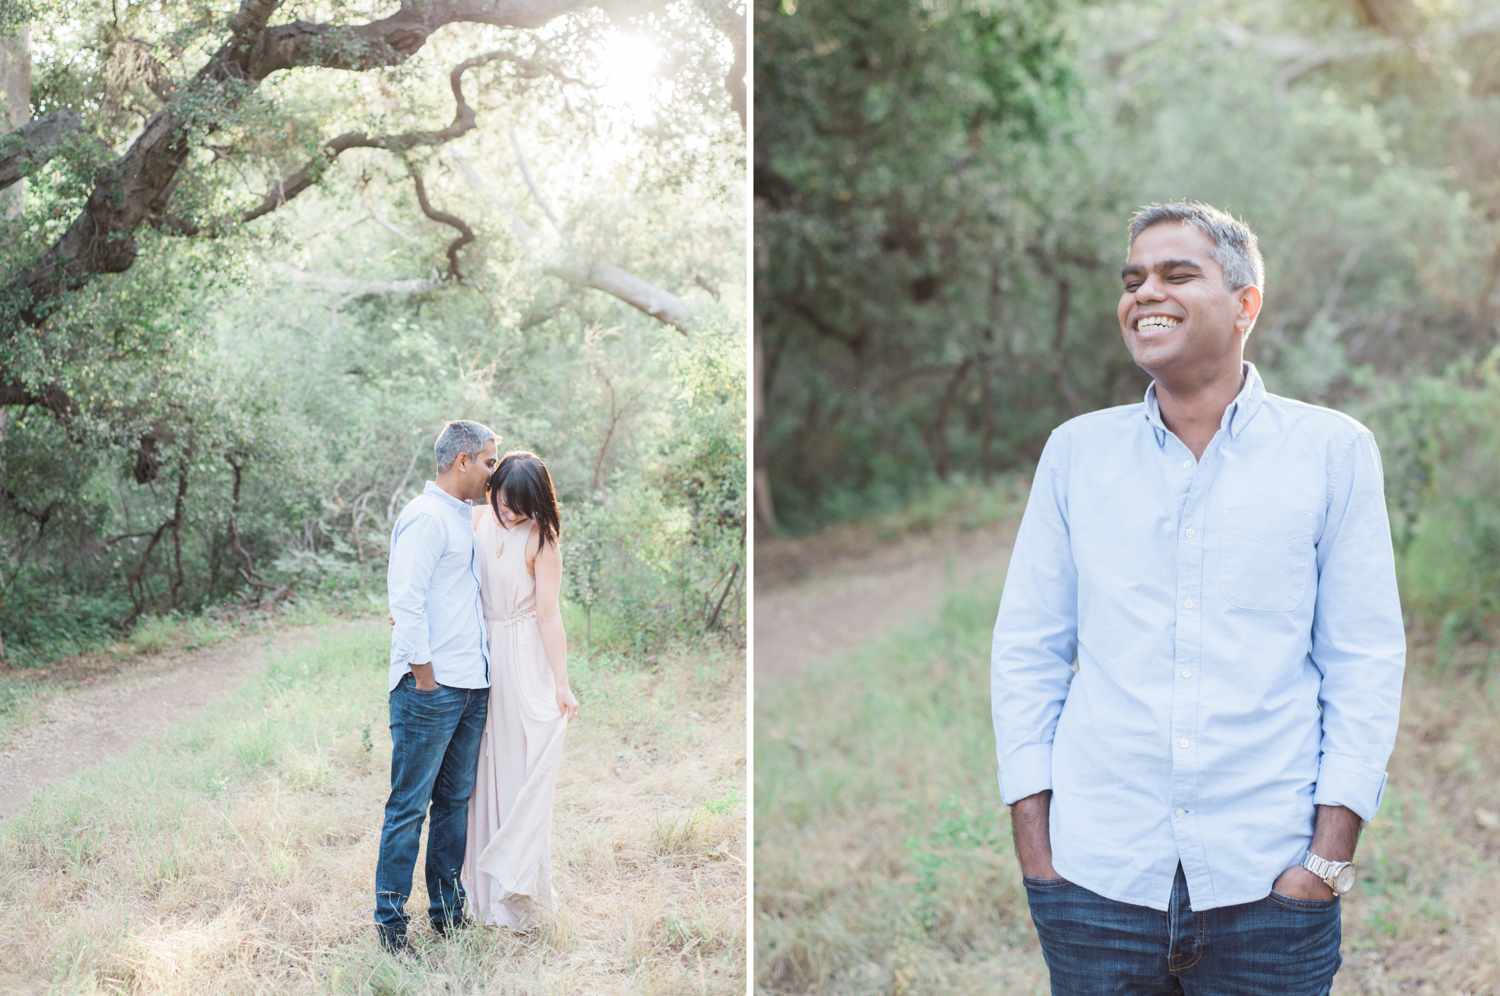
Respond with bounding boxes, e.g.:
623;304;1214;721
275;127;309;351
923;356;974;481
1048;277;1083;418
0;27;30;217
752;314;776;526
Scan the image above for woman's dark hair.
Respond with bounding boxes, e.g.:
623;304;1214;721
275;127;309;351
488;450;560;551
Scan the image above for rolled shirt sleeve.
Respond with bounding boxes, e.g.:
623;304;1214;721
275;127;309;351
1309;430;1406;822
388;511;444;669
991;429;1079;806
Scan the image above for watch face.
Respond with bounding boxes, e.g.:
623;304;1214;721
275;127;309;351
1333;864;1357;894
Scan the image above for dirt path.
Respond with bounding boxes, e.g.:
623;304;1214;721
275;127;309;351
753;518;1020;686
0;622;356;817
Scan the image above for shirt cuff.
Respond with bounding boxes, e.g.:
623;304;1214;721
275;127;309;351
395;645;431;668
998;743;1053;806
1312;752;1389;823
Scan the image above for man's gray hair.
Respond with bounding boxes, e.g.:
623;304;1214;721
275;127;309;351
1128;202;1265;291
434;420;497;473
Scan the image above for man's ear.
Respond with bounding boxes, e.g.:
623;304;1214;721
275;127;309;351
1235;284;1263;335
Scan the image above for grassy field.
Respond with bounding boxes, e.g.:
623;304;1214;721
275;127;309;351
754;581;1500;995
0;616;746;995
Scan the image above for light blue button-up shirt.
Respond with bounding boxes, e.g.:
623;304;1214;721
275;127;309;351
387;481;490;692
991;363;1405;911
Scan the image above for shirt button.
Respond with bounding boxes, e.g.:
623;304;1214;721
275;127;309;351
1174;808;1186;819
1183;598;1194;608
1182;459;1192;469
1179;738;1190;749
1185;528;1195;538
1182;668;1192;678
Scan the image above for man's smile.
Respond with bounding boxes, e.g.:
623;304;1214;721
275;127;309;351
1133;314;1182;336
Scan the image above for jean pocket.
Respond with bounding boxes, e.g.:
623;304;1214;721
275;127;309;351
1268;890;1339;911
1219;507;1317;611
1023;875;1070;889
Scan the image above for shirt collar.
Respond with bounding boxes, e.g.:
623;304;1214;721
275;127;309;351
423;480;470;513
1143;361;1266;447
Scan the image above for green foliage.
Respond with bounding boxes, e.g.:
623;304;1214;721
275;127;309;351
0;3;746;664
758;0;1500;538
904;795;1004;931
700;786;743;815
757;0;1087;522
563;321;747;651
1357;353;1500;628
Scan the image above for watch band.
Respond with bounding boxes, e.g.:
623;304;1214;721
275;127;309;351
1301;850;1356;894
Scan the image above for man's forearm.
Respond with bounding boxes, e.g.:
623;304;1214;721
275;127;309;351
1309;803;1362;862
1270;803;1363;900
1011;790;1058;879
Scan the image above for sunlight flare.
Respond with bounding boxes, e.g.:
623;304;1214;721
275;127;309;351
597;31;661;123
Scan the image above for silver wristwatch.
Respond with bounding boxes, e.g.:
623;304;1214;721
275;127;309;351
1301;850;1356;895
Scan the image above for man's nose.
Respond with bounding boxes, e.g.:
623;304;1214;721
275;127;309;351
1134;275;1167;300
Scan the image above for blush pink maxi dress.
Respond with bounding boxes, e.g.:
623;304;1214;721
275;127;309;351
463;509;568;929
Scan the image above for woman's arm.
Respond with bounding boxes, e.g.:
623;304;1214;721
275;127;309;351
532;536;578;721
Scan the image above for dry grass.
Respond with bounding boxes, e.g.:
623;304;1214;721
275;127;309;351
1336;623;1500;995
754;584;1500;996
0;619;745;995
755;582;1046;996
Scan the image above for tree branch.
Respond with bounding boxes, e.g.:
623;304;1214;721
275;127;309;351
454;154;698;333
408;167;475;281
227;457;268;605
0;375;80;418
242;48;515;223
0;490;62;537
229;0;286;46
246;1;625;78
509;127;563;229
547;257;696;332
5;2;617;328
0;110;84;191
794;301;866;352
1217;9;1500;88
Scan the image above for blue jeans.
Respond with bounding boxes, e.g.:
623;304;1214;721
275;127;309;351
373;674;489;943
1025;865;1341;995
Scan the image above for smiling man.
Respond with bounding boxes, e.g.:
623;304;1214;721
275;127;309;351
990;203;1405;994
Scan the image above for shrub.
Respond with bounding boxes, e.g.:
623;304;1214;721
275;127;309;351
1358;353;1500;626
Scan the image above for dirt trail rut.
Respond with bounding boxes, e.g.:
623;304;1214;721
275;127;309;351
0;622;357;817
753;519;1020;686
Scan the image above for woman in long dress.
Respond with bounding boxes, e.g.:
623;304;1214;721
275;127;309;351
464;450;580;929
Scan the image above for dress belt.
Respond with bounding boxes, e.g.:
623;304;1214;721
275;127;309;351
491;608;537;627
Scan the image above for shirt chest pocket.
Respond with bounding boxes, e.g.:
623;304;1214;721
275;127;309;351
1218;507;1317;612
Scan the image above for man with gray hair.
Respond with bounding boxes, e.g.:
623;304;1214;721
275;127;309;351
991;203;1404;992
375;419;499;954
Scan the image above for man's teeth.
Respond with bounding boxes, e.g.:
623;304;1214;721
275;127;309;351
1137;316;1180;332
